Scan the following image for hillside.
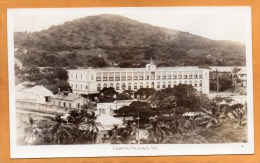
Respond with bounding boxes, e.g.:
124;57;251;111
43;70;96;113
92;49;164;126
14;14;246;68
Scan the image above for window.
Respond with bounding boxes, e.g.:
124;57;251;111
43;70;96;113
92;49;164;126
133;72;138;80
168;81;171;88
122;83;126;90
184;81;187;84
184;75;187;79
96;72;101;81
140;82;143;88
58;101;61;106
109;72;114;81
121;72;126;81
194;75;198;79
134;82;137;90
179;81;182;84
194;81;197;87
151;82;154;88
173;75;177;79
77;103;80;108
63;102;66;107
76;84;77;89
81;74;82;80
91;75;94;80
162;81;166;88
115;72;120;81
45;96;50;102
85;85;88;89
116;83;120;90
199;80;203;87
139;72;144;80
151;72;155;80
146;82;149;88
167;72;171;79
178;75;182;79
69;103;72;108
103;83;107;88
145;72;149;80
81;85;82;89
162;72;166;80
127;72;132;80
189;81;192;85
157;82;160;89
76;74;77;79
97;83;101;91
110;83;113;87
103;73;108;81
189;75;193;79
128;82;131;90
156;72;161;80
205;72;207;77
199;75;203;79
173;81;177;87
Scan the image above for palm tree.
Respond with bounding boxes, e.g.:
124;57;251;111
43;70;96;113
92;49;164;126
23;114;45;145
43;115;76;145
78;111;103;144
228;106;247;127
230;67;241;93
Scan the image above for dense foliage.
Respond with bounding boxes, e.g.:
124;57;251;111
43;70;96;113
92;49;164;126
15;15;245;68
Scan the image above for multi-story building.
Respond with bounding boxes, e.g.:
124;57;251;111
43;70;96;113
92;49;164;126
209;66;247;87
67;62;210;95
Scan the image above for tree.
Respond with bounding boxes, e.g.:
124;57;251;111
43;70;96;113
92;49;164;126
114;106;132;122
99;87;118;102
173;84;199;111
149;88;177;115
230;67;241;92
135;88;156;99
117;92;133;100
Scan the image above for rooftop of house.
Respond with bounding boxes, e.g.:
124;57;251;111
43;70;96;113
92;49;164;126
52;92;81;101
16;82;54;97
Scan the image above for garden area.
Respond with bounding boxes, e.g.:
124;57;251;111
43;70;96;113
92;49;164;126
18;84;247;145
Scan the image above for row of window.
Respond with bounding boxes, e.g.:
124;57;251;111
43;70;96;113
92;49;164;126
97;80;203;91
96;73;203;81
54;101;80;108
70;71;206;81
70;73;94;80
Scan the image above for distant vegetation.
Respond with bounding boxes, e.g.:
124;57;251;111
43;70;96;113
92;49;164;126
14;14;246;68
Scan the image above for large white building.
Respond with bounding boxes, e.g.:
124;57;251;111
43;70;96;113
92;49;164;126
67;62;210;95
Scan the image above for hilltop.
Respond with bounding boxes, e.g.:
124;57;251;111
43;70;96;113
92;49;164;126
14;14;246;68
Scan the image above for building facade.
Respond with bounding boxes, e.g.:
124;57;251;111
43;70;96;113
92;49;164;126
52;91;85;110
67;63;210;95
209;66;247;87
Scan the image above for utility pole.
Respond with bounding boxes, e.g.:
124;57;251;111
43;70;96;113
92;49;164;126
216;69;219;96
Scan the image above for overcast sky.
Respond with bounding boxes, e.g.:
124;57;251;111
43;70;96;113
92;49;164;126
11;7;250;44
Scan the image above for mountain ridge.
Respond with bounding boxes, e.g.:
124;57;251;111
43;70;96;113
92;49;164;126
14;14;246;68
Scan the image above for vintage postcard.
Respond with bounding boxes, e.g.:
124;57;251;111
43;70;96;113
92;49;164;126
8;7;254;158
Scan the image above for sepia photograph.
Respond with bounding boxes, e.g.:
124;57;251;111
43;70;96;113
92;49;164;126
8;7;253;158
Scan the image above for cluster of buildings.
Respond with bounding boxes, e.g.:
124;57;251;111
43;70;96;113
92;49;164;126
15;62;247;116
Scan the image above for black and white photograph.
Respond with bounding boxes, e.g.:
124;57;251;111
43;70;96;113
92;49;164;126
8;7;253;158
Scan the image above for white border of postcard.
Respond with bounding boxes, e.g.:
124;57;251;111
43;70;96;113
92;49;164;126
8;7;254;158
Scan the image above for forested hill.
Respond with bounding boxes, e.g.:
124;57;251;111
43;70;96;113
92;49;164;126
14;14;246;68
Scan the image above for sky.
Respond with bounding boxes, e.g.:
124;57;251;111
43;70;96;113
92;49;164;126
11;7;250;44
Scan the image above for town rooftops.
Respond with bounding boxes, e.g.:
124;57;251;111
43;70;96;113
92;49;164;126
52;92;81;101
